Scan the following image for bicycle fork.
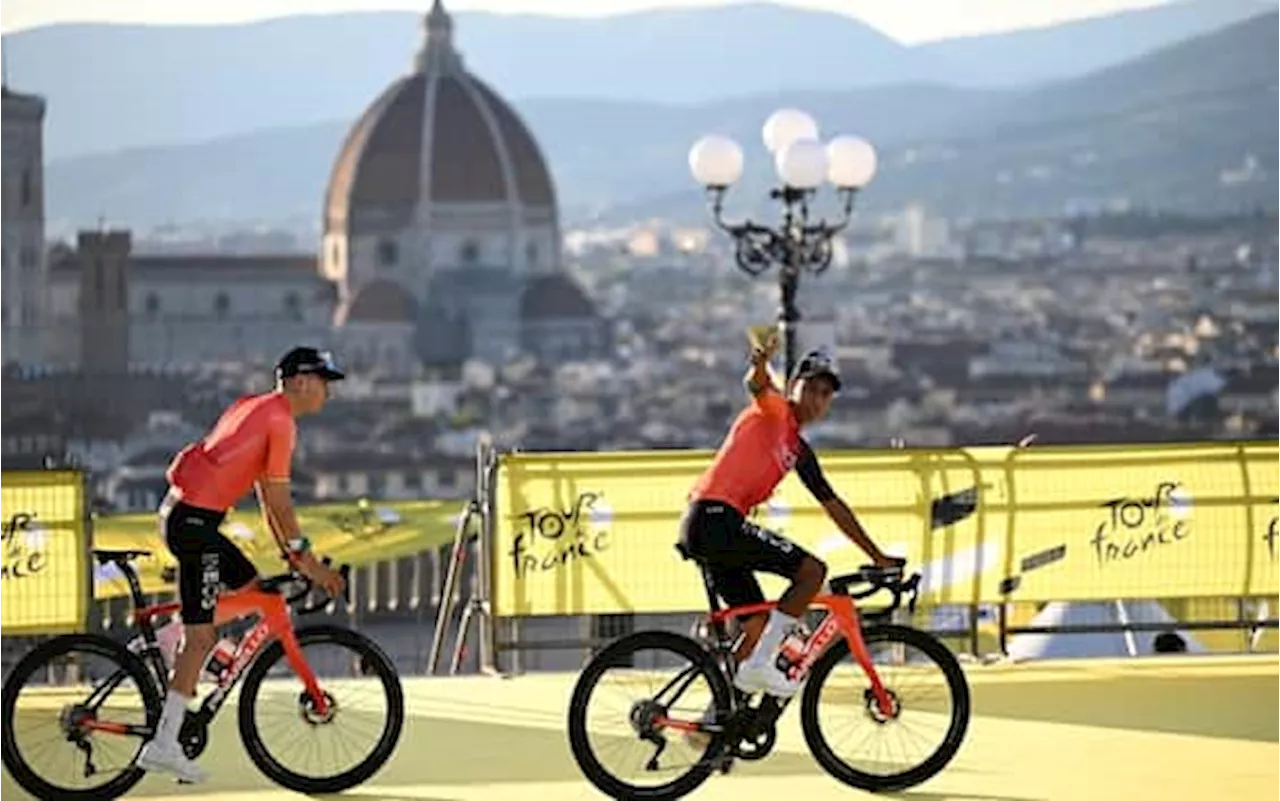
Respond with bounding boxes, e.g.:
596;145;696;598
829;597;895;717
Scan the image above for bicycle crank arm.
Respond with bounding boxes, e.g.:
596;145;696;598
755;695;789;726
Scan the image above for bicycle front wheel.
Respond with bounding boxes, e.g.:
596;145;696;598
800;624;970;792
2;633;162;801
237;625;404;794
567;630;733;801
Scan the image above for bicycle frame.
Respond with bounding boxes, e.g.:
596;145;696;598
80;567;328;740
710;593;894;715
649;591;895;737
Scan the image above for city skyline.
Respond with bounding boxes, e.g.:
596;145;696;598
1;0;1171;44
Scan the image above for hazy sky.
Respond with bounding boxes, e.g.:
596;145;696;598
0;0;1171;43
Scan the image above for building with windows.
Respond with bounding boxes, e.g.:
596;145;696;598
21;0;606;377
2;84;48;363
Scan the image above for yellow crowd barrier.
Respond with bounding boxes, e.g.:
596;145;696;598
1;470;89;634
490;441;1279;617
90;498;467;599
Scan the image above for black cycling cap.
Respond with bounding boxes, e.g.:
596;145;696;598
791;348;842;392
276;347;346;381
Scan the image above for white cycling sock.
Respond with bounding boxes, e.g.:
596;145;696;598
744;610;798;668
156;690;191;746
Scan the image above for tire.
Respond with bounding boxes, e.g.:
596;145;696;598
800;624;970;793
237;625;404;794
567;630;733;801
1;633;162;801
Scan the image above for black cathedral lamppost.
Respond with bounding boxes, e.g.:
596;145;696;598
689;109;878;377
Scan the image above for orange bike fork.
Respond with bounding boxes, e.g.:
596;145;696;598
829;596;895;716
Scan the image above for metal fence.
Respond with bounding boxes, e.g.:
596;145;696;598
428;438;1280;676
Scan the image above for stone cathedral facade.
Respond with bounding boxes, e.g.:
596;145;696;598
3;1;607;378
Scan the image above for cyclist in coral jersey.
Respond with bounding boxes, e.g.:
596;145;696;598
679;332;901;701
137;347;347;784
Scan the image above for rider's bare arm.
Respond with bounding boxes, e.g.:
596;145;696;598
255;480;302;551
795;440;895;566
257;416;344;595
255;413;302;554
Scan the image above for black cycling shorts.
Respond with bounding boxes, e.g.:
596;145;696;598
677;499;815;609
161;498;257;625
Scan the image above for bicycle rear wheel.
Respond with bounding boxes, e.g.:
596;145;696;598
800;624;970;792
237;625;404;794
567;630;733;801
2;633;162;800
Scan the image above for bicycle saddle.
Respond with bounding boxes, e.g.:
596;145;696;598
92;548;153;565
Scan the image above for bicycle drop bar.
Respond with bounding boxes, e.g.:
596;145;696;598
258;562;352;616
827;565;923;617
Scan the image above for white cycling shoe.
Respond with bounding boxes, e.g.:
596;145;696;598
733;657;801;699
138;739;208;784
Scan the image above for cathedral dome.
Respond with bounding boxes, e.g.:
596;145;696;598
341;278;418;324
323;0;556;234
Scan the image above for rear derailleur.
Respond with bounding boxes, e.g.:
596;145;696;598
59;704;100;779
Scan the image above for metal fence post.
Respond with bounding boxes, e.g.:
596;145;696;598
427;500;477;675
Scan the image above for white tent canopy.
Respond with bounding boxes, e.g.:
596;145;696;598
1006;600;1207;661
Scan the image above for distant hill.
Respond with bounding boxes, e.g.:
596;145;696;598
912;0;1270;87
889;11;1280;218
40;84;1006;229
2;0;1268;159
41;10;1280;230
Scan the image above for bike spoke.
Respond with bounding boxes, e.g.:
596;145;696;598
6;644;152;795
248;641;392;783
814;641;958;778
582;656;716;785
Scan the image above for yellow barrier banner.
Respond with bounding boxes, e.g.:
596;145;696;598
92;498;467;599
492;447;1008;617
1248;450;1279;599
491;442;1280;617
1;471;88;634
997;443;1278;602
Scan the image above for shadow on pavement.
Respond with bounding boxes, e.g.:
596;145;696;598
970;672;1278;743
317;793;458;798
893;790;1045;801
1;713;823;798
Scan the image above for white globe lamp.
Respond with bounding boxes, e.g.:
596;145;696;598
688;134;745;188
762;108;819;155
775;138;828;190
826;135;878;189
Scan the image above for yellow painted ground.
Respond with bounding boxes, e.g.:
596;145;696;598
2;655;1276;801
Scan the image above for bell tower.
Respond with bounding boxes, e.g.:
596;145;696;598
1;83;48;363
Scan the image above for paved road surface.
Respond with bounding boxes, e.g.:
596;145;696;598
3;655;1276;800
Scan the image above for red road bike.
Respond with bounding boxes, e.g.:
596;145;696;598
568;560;971;799
2;548;404;799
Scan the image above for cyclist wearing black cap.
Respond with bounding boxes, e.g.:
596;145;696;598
680;333;899;703
138;347;347;783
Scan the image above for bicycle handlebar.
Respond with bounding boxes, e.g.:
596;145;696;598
828;563;922;619
258;558;351;617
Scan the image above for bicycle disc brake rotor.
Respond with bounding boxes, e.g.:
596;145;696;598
863;687;902;723
627;699;664;738
297;690;339;725
58;703;92;735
